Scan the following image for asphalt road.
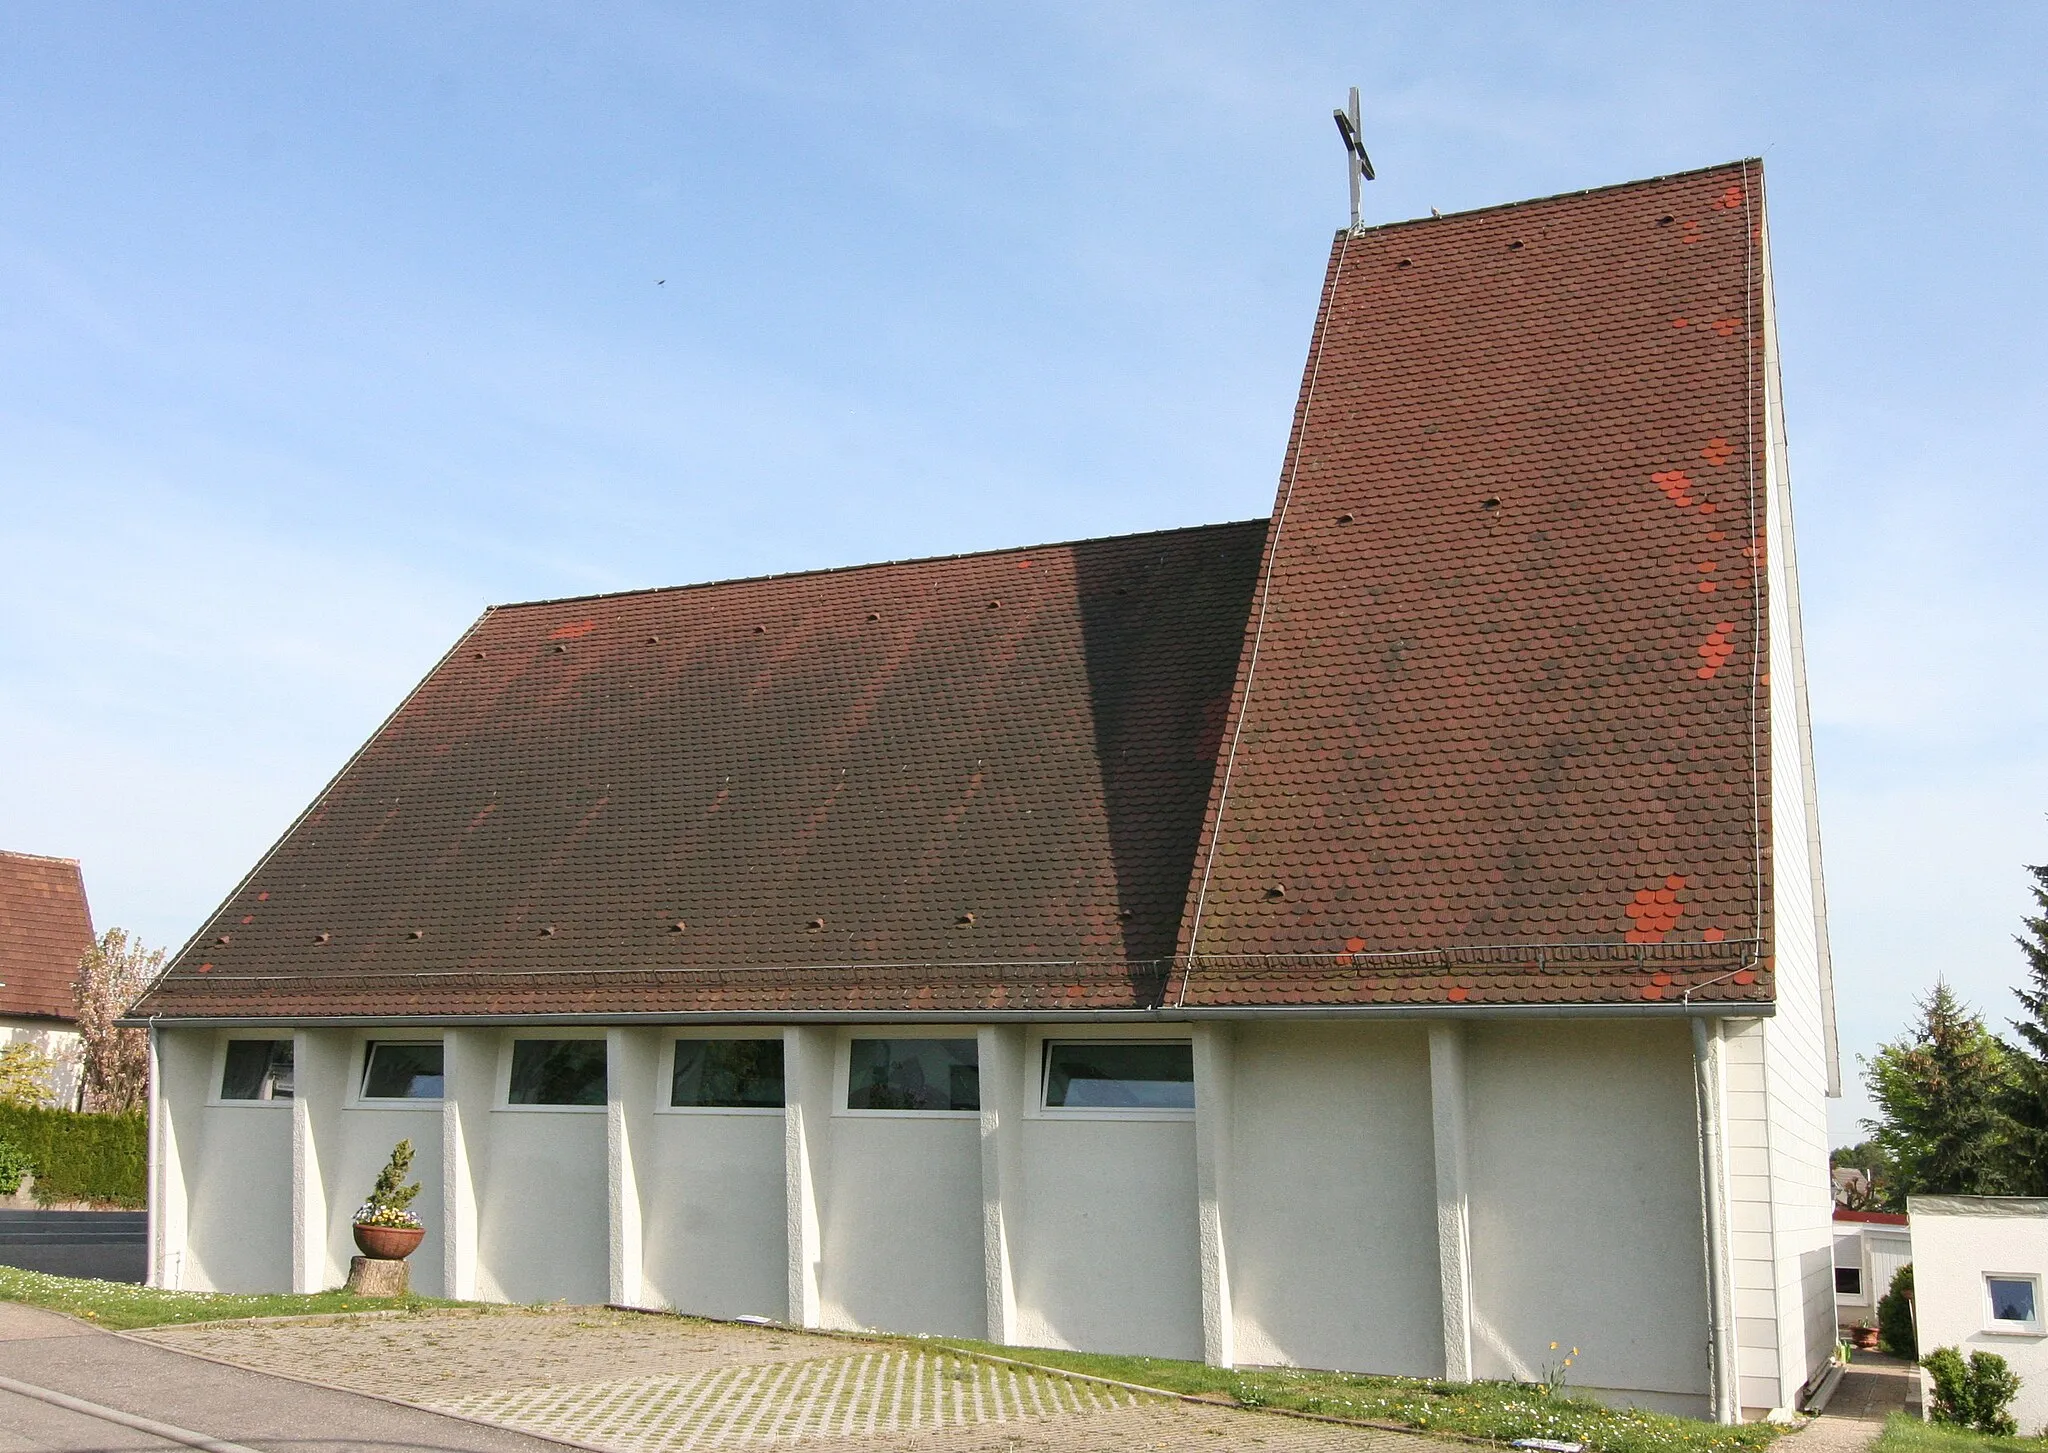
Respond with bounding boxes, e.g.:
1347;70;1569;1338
0;1213;147;1284
0;1303;569;1453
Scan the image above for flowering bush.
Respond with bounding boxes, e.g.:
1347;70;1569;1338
351;1139;423;1229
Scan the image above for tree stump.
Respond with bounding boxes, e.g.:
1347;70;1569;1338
345;1255;410;1297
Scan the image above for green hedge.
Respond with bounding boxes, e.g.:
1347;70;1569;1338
0;1104;147;1207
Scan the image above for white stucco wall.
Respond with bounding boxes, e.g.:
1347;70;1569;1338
819;1111;983;1336
182;1039;293;1292
150;1011;1769;1412
641;1108;786;1319
1011;1112;1201;1358
476;1100;609;1305
1910;1198;2048;1436
1226;1020;1441;1376
1465;1018;1711;1416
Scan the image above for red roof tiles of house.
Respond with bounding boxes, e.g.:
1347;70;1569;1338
133;159;1784;1022
135;523;1267;1019
1175;159;1773;1010
0;852;93;1021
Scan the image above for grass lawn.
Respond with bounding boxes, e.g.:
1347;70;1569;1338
0;1265;467;1330
1873;1413;2048;1453
930;1336;1781;1453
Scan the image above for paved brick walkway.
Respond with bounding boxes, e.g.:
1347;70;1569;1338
141;1308;1436;1452
1789;1354;1916;1453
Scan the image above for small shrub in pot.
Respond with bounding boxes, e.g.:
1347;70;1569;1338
351;1139;425;1259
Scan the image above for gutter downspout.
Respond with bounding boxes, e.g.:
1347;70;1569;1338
1693;1015;1739;1423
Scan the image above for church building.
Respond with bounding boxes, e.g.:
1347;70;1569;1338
133;160;1838;1423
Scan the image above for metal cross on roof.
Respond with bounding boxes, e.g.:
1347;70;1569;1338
1332;86;1376;229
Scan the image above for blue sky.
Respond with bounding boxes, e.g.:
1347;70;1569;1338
2;3;2043;1142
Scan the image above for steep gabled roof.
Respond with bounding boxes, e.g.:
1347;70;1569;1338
134;523;1265;1019
133;160;1786;1024
0;851;93;1021
1173;161;1772;1009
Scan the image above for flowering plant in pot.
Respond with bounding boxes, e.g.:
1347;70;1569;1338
352;1139;425;1260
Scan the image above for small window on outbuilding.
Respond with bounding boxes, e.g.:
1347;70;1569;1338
1987;1275;2042;1332
362;1041;444;1100
1043;1041;1194;1110
221;1039;294;1101
672;1039;784;1108
1835;1266;1862;1296
507;1039;607;1106
847;1039;978;1111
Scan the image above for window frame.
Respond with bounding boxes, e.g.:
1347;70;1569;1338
495;1031;609;1113
1983;1272;2045;1335
660;1032;787;1116
834;1033;982;1119
1025;1028;1198;1122
209;1034;297;1107
351;1038;447;1107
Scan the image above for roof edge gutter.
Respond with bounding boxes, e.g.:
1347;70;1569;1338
120;1001;1774;1031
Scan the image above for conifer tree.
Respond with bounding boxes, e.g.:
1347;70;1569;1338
1863;981;2016;1199
1998;862;2048;1194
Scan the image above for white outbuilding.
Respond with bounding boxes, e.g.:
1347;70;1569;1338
1908;1197;2048;1434
133;160;1839;1423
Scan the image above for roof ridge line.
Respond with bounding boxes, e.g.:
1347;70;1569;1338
1342;156;1762;239
488;518;1268;613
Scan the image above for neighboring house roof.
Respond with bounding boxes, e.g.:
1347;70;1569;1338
135;524;1266;1019
1835;1209;1909;1228
1176;160;1771;1009
134;160;1783;1024
0;851;93;1021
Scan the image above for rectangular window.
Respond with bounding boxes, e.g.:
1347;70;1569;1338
1043;1041;1194;1110
1835;1266;1862;1296
507;1039;607;1106
220;1039;294;1101
361;1041;444;1100
672;1039;784;1108
847;1039;978;1111
1987;1275;2041;1330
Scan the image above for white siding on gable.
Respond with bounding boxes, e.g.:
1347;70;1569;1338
1754;191;1841;1412
1721;1018;1782;1412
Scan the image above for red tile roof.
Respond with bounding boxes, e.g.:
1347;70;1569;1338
135;160;1785;1022
1835;1209;1909;1227
0;852;93;1021
135;524;1265;1019
1173;160;1773;1010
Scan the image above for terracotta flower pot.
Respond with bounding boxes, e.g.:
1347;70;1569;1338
353;1222;425;1260
1853;1326;1881;1351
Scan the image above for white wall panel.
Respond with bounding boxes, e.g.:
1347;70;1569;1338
477;1109;608;1305
819;1115;982;1336
1465;1019;1710;1414
1010;1116;1201;1359
1226;1021;1441;1377
641;1112;787;1320
186;1098;292;1292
